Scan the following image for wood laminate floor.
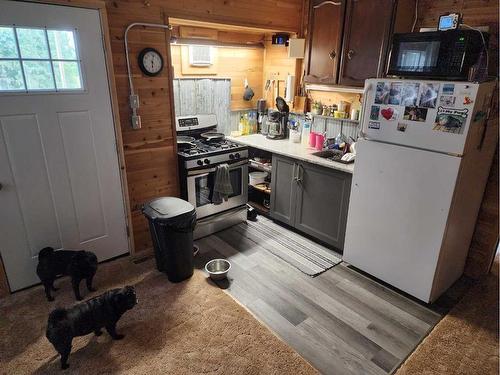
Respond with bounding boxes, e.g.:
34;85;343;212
194;218;450;375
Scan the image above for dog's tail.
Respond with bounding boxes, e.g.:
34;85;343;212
38;247;54;260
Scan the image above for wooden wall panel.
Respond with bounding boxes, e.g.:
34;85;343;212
104;0;304;255
417;0;499;277
416;0;499;77
171;45;264;110
263;38;298;108
153;0;303;32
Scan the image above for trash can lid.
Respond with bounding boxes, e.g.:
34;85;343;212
143;197;195;221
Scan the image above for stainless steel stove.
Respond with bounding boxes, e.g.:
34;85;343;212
176;114;248;239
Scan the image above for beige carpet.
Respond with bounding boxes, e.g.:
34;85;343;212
0;257;317;374
396;256;499;375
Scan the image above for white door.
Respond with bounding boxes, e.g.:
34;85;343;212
0;1;129;291
343;140;460;302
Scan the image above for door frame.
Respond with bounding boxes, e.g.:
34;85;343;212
0;0;134;296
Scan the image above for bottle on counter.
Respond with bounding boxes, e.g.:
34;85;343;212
301;115;312;147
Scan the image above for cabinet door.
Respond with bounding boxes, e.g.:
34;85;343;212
294;162;351;250
338;0;395;86
270;155;297;225
305;0;346;84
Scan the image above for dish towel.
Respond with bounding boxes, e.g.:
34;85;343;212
212;164;233;205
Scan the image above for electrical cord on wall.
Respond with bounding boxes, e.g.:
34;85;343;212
461;23;489;75
411;0;419;32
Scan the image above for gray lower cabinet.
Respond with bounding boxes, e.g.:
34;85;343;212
270;155;352;250
270;155;297;226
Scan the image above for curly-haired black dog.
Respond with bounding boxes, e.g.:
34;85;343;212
36;247;98;301
46;286;138;369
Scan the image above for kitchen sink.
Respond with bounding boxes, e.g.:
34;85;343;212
312;149;344;162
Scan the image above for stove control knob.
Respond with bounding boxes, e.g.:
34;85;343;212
234;153;240;159
204;159;210;165
197;160;203;166
229;154;235;160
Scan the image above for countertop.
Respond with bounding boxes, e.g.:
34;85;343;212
227;134;355;174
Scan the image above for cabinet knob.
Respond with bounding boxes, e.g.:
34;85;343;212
347;49;355;60
328;50;336;60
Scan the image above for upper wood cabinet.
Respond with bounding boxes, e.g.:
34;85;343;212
304;0;346;84
338;0;395;86
305;0;412;87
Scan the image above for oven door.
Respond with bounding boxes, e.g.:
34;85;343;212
186;160;248;219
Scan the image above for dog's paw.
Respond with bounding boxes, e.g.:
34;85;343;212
112;334;125;340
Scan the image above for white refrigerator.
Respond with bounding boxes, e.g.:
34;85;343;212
343;78;496;303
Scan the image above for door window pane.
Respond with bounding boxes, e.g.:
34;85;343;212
0;26;83;93
23;61;54;90
53;61;81;89
0;27;18;58
17;28;50;59
47;30;77;60
0;61;25;90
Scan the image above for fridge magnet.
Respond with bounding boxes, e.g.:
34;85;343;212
370;105;380;120
401;83;420;106
397;123;407;132
463;96;474;105
439;95;456;107
368;121;380;130
433;107;469;134
381;107;397;121
389;82;402;105
419;83;440;108
442;83;455;95
459;85;472;95
403;106;428;122
375;82;390;104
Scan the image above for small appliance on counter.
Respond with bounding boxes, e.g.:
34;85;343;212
257;98;267;134
266;96;289;140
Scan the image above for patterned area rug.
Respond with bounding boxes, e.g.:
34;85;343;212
233;216;342;276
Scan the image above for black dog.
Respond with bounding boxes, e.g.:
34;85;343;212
36;247;98;301
46;286;138;369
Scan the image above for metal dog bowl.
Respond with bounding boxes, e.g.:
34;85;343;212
205;259;231;281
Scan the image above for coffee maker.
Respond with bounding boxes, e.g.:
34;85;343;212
266;96;289;140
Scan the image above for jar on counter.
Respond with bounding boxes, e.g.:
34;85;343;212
322;105;330;116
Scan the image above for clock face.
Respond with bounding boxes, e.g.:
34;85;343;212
138;48;163;76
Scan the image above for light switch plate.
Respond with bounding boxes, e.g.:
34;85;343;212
131;115;141;129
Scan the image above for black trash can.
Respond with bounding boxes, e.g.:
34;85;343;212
142;197;197;282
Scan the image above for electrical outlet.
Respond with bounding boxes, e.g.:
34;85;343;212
131;115;141;129
129;94;140;109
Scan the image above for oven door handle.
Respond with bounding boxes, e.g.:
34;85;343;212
187;159;248;176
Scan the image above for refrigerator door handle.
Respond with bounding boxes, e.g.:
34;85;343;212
359;82;372;139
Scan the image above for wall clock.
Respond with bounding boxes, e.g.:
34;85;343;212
138;47;164;76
